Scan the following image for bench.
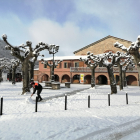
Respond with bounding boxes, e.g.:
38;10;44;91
44;81;52;87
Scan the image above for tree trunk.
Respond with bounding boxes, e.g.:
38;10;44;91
9;69;12;81
91;68;96;87
136;65;140;86
122;70;127;87
107;66;117;94
22;59;30;94
12;67;16;84
0;69;2;82
52;61;55;81
29;62;34;82
49;65;55;82
49;66;53;81
118;65;123;90
132;54;140;86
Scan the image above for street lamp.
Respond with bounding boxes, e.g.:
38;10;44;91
48;44;59;82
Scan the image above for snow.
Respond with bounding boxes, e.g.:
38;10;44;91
39;55;87;61
1;82;140;140
2;72;7;81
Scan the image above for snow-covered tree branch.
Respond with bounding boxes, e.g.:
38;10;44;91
114;35;140;86
100;51;117;94
2;34;50;94
80;51;99;87
114;51;131;90
41;59;62;81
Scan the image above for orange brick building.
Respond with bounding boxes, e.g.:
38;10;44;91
34;35;138;86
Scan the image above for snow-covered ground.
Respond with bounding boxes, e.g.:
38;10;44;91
0;82;140;140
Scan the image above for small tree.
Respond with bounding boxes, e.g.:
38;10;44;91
41;59;62;81
100;52;117;94
11;59;21;84
114;51;131;90
47;44;60;81
0;57;11;82
0;64;6;82
80;52;100;87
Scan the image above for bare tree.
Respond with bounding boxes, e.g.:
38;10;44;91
80;52;100;87
114;51;131;90
122;59;135;87
0;57;11;82
2;34;50;94
46;44;60;81
11;59;21;84
0;64;6;82
114;35;140;86
100;52;117;94
41;59;62;81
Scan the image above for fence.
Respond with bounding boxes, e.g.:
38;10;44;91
70;67;138;73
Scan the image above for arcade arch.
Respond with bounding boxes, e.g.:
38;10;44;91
84;75;91;84
61;74;70;83
126;75;137;86
41;74;49;82
73;74;80;83
96;75;108;85
54;74;59;82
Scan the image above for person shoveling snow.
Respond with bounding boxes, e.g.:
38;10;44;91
30;82;43;102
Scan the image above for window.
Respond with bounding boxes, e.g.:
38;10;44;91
44;64;47;68
64;62;68;68
73;75;80;79
75;62;79;67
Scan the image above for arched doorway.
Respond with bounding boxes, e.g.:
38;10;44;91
54;74;59;82
126;75;137;86
73;74;80;83
41;74;49;82
62;75;70;83
84;75;91;84
96;75;107;85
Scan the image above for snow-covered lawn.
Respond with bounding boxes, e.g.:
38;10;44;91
1;82;140;140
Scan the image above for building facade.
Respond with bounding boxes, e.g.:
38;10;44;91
34;35;138;86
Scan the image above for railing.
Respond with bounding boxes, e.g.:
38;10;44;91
70;67;138;73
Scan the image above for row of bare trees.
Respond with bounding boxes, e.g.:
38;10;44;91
80;35;140;94
0;57;21;83
80;51;134;94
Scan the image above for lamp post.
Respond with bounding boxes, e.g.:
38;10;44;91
48;44;59;82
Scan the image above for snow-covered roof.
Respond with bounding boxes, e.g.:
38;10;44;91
38;55;87;61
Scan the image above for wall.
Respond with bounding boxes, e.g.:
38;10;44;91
74;37;131;55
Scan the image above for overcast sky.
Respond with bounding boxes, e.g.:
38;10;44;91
0;0;140;57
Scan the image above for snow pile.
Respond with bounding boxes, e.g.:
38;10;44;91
25;97;35;104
